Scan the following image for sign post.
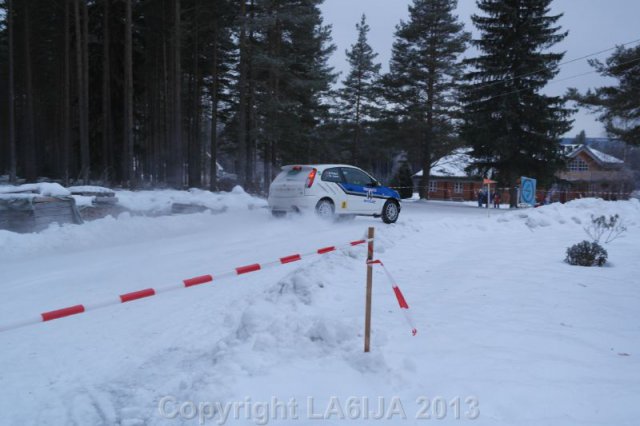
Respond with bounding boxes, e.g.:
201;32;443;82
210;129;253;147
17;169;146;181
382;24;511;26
364;227;374;353
483;178;496;216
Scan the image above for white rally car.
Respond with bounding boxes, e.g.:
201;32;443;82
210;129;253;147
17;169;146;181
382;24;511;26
267;164;401;223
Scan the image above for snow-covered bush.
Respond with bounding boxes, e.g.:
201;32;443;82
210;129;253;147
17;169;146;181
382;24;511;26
565;240;608;267
565;214;627;267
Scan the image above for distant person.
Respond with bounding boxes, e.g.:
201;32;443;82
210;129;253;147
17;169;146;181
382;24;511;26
477;189;484;207
493;191;501;208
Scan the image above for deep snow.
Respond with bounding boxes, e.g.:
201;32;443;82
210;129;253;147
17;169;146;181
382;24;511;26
0;192;639;425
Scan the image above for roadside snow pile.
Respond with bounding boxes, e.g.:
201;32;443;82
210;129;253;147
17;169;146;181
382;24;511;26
497;198;640;229
0;186;268;257
67;185;115;195
0;182;71;198
115;186;266;214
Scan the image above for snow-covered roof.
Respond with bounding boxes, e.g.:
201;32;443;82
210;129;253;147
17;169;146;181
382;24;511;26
413;148;474;178
567;145;624;165
587;147;623;164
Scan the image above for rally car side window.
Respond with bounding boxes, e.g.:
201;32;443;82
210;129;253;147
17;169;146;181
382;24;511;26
321;168;343;183
341;167;374;186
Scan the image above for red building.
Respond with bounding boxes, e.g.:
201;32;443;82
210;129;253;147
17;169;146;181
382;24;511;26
412;144;634;203
412;148;485;201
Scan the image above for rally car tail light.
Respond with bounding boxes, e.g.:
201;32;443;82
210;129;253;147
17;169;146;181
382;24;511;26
306;168;317;188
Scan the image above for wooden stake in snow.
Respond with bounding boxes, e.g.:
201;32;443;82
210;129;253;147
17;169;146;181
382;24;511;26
364;227;374;352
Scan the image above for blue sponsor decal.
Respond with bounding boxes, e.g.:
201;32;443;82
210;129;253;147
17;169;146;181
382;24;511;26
337;183;400;201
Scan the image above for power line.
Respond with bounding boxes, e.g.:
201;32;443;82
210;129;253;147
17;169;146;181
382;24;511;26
466;53;640;105
467;37;640;93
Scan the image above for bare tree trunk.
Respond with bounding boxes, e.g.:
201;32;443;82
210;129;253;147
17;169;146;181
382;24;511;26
8;0;16;182
263;11;280;193
63;0;71;185
23;2;37;181
123;0;134;187
170;0;183;188
269;18;281;189
162;29;170;183
237;0;248;187
245;0;256;191
188;0;202;187
102;0;114;184
74;0;89;183
154;48;162;184
353;77;361;166
270;73;279;183
209;20;219;192
82;0;90;182
419;67;436;200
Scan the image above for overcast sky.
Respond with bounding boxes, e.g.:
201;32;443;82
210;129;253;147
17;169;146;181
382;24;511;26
320;0;640;139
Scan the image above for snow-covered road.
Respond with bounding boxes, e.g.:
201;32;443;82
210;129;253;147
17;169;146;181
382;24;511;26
1;194;639;425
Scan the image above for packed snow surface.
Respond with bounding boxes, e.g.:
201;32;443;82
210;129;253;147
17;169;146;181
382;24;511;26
0;191;639;425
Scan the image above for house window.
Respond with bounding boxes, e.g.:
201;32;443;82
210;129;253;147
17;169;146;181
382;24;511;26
568;158;588;172
429;181;438;192
454;182;463;193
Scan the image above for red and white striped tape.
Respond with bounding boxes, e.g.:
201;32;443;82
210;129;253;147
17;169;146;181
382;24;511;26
0;237;370;333
368;260;417;336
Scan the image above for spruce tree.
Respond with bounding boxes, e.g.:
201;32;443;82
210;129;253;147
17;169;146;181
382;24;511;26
568;44;640;146
384;0;470;199
461;0;573;206
337;14;382;167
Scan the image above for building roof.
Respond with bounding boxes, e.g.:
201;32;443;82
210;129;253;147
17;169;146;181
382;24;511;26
413;148;474;178
566;144;624;166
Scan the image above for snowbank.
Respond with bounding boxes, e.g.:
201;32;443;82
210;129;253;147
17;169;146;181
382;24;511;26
496;198;640;230
67;185;115;195
0;182;71;197
115;186;267;214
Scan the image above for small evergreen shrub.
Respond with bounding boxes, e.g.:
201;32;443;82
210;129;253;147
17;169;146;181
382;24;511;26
390;162;414;199
565;240;608;267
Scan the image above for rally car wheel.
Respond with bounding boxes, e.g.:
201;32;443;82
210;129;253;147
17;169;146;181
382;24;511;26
381;200;400;224
315;199;335;219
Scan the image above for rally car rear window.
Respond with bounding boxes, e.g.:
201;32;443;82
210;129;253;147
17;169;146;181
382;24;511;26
321;168;342;183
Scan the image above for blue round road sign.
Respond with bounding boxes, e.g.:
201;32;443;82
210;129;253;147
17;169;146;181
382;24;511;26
521;179;535;205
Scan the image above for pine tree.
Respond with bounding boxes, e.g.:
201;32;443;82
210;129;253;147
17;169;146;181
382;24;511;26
461;0;573;206
568;44;640;146
384;0;470;199
337;14;381;167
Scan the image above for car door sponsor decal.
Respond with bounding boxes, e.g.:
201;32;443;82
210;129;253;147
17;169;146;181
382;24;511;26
364;188;376;203
337;183;390;200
